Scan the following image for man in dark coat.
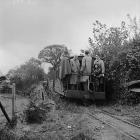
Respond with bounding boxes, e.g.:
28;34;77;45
93;54;105;91
59;50;71;90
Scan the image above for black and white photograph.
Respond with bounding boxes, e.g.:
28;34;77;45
0;0;140;139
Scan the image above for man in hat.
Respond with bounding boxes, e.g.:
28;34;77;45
80;50;92;91
93;54;105;77
70;55;80;89
59;50;71;90
93;54;105;91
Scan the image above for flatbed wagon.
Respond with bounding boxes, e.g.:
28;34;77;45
55;55;106;101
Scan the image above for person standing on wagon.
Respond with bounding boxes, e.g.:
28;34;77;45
93;54;105;91
70;55;80;89
59;50;72;90
94;54;105;77
80;50;92;91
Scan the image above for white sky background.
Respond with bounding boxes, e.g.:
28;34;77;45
0;0;140;74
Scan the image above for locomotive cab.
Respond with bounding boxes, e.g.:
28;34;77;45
57;55;106;101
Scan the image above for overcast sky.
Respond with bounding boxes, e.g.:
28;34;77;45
0;0;140;74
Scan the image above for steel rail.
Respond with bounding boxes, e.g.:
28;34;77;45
101;109;140;129
88;112;139;140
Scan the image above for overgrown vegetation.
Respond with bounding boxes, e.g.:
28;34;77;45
89;15;140;104
38;44;70;89
24;101;46;124
7;58;47;96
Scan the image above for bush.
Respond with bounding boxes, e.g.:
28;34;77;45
119;86;140;105
7;58;47;96
0;127;18;140
24;102;46;124
89;19;140;102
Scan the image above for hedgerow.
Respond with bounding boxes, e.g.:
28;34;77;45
89;17;140;104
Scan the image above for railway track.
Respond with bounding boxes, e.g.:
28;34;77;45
101;109;140;128
87;109;140;140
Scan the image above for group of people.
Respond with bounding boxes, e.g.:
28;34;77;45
59;50;105;91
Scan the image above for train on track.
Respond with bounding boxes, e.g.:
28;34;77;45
56;55;106;101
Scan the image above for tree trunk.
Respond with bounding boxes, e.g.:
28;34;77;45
52;69;56;91
53;79;55;90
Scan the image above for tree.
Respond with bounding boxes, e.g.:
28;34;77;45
89;20;128;79
46;67;55;81
88;16;140;103
89;17;140;101
126;40;140;81
127;14;140;40
26;57;41;66
38;44;69;88
38;45;69;70
88;20;130;100
7;58;46;96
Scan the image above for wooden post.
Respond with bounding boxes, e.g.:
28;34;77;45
12;83;16;119
0;101;11;123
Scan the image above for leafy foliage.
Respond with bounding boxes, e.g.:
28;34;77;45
119;87;140;105
127;14;140;40
89;17;140;103
89;20;128;80
7;58;46;96
38;44;70;88
24;101;46;124
38;44;69;70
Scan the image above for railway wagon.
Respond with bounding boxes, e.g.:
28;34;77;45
56;55;106;101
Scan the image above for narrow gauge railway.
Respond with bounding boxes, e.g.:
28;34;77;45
55;54;140;139
55;55;106;101
101;109;140;128
87;109;140;140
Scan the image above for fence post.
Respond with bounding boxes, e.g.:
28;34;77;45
12;83;16;119
0;101;11;123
